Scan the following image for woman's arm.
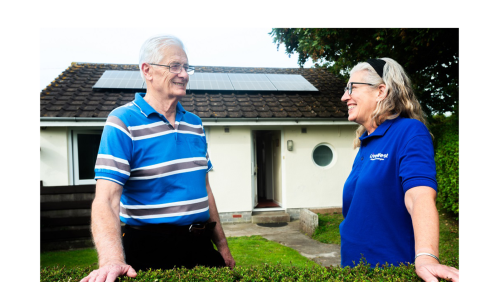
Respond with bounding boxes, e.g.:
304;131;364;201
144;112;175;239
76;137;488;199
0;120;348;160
405;186;459;282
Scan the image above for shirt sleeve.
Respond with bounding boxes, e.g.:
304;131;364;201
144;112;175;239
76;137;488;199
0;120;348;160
94;115;133;186
203;126;213;172
399;131;438;193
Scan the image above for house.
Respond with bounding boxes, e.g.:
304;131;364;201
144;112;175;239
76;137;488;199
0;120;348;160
40;62;359;223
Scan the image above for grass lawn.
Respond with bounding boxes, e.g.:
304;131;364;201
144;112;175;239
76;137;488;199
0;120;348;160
312;209;459;267
225;235;317;268
41;248;98;269
41;235;317;269
312;212;343;246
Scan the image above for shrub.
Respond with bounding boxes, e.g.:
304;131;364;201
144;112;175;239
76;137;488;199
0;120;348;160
430;114;459;218
41;260;453;282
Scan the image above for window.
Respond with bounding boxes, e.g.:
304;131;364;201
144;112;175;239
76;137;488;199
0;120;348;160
312;144;334;167
71;130;102;185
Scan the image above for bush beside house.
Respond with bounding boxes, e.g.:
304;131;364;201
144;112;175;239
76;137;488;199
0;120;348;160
430;114;459;218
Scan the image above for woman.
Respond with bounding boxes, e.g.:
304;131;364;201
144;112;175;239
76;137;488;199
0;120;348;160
340;58;459;281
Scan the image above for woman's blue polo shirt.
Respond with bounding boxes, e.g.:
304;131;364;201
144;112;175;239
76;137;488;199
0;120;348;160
340;116;437;267
94;93;212;226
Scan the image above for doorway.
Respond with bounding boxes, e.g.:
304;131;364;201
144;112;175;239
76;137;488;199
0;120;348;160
253;130;282;209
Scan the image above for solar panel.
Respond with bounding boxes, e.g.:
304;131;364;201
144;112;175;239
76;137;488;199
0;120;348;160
228;73;277;91
266;74;318;91
188;73;234;90
93;71;318;92
93;71;145;90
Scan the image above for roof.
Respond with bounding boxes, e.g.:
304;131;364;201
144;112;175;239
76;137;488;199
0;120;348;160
40;63;348;119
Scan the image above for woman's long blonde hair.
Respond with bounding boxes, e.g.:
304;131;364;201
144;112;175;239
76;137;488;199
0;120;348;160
351;58;430;148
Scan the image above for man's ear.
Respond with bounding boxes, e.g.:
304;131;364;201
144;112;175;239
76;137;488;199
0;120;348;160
377;84;388;101
141;63;153;81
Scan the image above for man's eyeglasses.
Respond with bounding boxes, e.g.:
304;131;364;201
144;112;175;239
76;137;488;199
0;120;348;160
344;82;374;95
149;63;195;75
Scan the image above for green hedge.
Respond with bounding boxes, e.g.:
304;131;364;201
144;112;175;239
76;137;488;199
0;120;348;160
430;114;459;218
41;259;459;282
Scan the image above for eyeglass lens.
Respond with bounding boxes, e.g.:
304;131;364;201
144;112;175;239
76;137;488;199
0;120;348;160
152;63;194;74
344;83;352;95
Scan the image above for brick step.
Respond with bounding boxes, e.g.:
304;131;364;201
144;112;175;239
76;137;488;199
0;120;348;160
251;211;290;223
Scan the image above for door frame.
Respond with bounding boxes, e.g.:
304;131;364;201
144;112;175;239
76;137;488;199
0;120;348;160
251;128;285;211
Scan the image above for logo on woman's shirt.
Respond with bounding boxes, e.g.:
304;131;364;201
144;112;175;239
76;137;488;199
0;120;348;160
370;153;389;161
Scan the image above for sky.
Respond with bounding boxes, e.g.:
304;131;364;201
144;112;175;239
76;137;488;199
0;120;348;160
40;28;314;90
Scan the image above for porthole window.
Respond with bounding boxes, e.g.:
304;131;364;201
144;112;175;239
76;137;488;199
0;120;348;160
312;144;334;167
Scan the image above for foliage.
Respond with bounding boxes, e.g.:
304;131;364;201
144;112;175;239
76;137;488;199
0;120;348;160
269;28;459;116
41;260;438;282
430;114;459;218
438;211;459;267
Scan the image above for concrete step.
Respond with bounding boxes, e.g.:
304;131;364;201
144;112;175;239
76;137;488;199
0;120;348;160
251;211;290;224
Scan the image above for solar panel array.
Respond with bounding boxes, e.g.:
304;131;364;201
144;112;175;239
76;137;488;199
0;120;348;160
266;74;319;91
93;71;318;91
93;70;145;90
188;73;233;90
228;73;277;91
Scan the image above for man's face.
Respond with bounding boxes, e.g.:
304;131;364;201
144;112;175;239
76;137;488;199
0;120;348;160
150;45;189;98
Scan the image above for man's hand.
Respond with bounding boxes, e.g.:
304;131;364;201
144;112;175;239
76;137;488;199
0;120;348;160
415;257;459;282
218;245;236;269
83;180;132;282
80;262;137;282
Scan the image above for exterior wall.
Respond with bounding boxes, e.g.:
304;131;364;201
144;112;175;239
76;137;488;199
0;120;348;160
40;127;70;186
206;126;253;213
206;124;358;215
282;125;358;209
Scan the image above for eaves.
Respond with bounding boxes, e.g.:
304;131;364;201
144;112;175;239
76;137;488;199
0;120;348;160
40;117;356;127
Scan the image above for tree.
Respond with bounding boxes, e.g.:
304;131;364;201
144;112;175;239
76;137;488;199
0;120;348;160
270;28;458;116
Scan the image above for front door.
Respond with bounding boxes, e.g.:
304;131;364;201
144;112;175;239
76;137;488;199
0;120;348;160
253;130;282;209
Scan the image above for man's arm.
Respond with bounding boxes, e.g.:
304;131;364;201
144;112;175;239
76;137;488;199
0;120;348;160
205;174;236;269
405;186;459;282
80;179;136;282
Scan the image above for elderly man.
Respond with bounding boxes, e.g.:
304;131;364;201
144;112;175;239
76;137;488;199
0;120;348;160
81;35;235;282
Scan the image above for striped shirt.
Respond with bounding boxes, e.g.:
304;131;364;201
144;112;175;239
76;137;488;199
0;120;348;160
94;93;212;226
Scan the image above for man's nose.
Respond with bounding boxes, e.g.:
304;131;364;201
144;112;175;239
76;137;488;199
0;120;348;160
341;91;350;102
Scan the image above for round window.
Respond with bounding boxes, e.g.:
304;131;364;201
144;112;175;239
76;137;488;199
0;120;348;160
313;144;333;167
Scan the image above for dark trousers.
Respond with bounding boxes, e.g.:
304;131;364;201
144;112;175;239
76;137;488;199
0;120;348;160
122;224;226;271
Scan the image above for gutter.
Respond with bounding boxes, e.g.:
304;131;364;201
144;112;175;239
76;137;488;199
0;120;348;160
201;117;354;126
40;117;107;127
40;117;356;127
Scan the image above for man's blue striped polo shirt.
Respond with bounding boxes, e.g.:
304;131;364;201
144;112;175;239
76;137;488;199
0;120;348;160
94;93;212;226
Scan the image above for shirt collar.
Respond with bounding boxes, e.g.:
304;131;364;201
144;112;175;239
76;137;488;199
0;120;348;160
133;92;187;118
359;116;398;141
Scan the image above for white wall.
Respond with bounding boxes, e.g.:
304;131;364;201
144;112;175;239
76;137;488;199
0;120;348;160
282;125;358;209
205;124;358;213
40;127;70;186
206;126;253;212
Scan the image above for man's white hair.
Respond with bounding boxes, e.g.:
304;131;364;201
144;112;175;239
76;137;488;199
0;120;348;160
138;35;186;81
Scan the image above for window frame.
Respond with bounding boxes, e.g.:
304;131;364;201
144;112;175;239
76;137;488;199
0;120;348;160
311;143;337;169
70;129;103;185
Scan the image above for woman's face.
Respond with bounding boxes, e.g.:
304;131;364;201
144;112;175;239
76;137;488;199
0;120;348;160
341;70;379;130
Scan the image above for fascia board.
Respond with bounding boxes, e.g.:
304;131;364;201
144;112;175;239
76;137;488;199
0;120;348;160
40;117;355;127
